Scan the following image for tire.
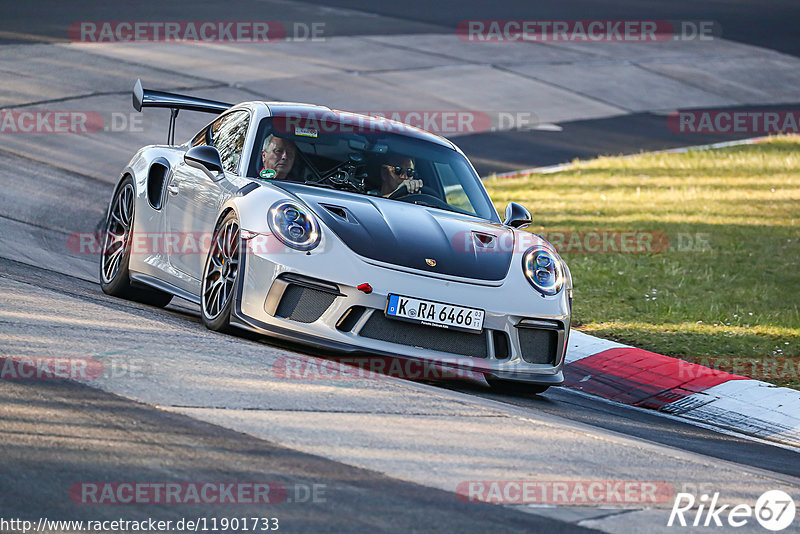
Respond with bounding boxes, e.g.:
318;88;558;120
485;377;550;395
99;176;173;307
200;211;241;333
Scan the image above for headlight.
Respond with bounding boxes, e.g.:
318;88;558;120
267;201;320;251
522;247;564;296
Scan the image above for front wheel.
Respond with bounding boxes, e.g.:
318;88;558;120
99;176;172;307
201;212;241;333
485;377;550;395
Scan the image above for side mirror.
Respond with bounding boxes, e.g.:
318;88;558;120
503;202;531;228
185;145;224;180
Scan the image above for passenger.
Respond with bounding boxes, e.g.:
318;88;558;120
376;155;422;197
260;134;297;180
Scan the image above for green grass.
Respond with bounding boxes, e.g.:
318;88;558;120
484;137;800;388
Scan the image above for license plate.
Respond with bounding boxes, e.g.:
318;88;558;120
385;294;484;333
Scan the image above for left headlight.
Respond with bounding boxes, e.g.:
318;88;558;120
522;247;564;296
267;200;320;251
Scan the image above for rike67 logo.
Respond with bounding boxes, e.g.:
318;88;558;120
668;490;796;531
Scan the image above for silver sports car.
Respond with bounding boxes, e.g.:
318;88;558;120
100;80;572;393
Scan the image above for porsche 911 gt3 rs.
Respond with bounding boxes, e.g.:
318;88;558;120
99;79;572;392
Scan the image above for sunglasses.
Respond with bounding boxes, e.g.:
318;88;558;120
384;165;416;178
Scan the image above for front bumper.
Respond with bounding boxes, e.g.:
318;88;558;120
234;235;570;385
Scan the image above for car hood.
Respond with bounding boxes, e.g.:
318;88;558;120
274;183;513;281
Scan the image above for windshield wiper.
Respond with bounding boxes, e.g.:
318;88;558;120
410;199;439;208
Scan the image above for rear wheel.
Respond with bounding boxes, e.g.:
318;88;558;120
486;377;550;395
99;176;172;307
201;212;241;333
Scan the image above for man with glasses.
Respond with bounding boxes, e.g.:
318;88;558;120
376;154;423;198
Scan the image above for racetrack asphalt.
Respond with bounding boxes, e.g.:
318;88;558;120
0;376;590;533
302;0;800;58
3;1;800;176
4;0;800;57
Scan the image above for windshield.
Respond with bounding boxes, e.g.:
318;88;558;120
246;116;499;222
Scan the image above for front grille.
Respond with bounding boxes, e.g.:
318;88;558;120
336;306;366;332
517;328;557;365
358;312;489;358
275;284;337;323
492;330;510;360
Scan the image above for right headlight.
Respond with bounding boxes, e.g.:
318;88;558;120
522;247;564;296
267;200;320;251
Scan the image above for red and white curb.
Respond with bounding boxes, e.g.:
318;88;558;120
566;331;800;448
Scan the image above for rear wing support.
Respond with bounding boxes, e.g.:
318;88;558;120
167;109;179;145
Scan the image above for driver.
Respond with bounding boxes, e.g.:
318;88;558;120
377;154;422;197
260;134;297;180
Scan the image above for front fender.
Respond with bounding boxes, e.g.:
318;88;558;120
219;181;305;234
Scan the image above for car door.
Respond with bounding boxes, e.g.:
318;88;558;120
164;110;250;284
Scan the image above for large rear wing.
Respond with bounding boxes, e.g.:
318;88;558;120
132;79;232;144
